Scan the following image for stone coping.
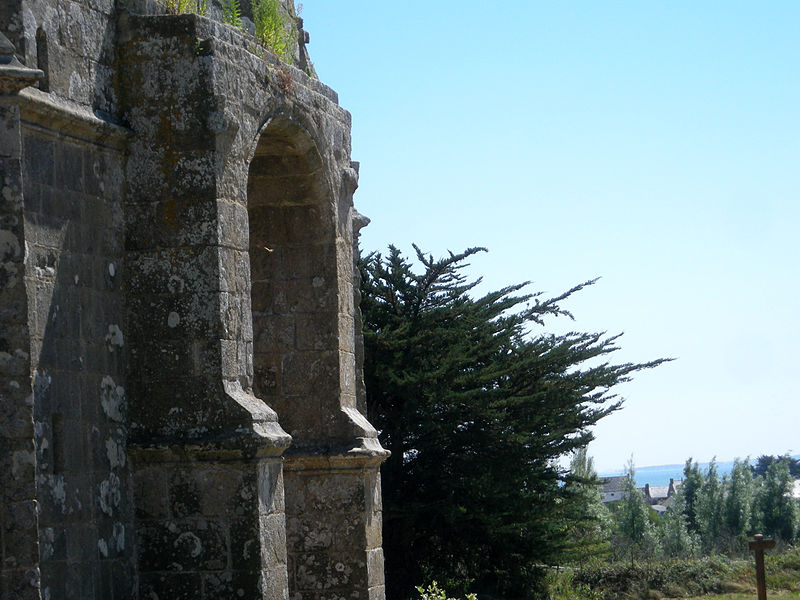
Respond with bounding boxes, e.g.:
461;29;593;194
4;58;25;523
17;87;130;151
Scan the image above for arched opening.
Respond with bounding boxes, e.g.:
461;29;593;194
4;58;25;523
36;27;49;92
247;115;338;447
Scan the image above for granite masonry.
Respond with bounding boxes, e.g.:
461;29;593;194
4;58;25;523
0;1;388;599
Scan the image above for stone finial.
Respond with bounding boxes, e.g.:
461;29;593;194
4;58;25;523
0;32;43;95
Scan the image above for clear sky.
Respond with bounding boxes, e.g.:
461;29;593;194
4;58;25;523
300;1;800;473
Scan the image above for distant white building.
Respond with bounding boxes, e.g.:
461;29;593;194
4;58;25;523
599;476;683;507
600;476;629;503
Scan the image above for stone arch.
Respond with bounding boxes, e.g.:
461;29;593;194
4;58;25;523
246;112;340;448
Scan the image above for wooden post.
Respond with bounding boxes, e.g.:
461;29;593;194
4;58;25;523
748;533;775;600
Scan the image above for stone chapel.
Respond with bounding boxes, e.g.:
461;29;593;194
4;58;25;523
0;1;388;598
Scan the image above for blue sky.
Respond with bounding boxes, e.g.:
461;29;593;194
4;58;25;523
300;1;800;472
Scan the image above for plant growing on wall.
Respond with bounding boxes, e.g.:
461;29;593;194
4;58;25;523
222;0;242;27
161;0;206;15
253;0;294;63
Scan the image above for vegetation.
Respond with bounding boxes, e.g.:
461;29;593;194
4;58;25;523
221;0;241;28
752;455;800;479
358;245;798;600
416;582;477;600
157;0;296;64
549;454;800;598
253;0;293;62
161;0;206;15
359;245;666;599
568;545;800;599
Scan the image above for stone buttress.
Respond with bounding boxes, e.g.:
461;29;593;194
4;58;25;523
0;2;388;599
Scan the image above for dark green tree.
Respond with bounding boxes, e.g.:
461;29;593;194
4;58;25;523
681;459;704;534
752;454;800;479
360;245;666;599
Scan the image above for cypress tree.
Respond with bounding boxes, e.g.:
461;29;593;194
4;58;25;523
360;245;666;599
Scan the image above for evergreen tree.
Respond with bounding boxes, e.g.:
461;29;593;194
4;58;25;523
696;460;725;553
759;457;797;543
613;460;661;562
681;459;704;534
752;454;800;479
660;487;699;558
563;448;613;563
723;457;755;551
360;246;666;599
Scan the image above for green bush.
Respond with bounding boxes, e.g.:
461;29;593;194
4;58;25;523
573;557;735;599
545;569;605;600
416;581;477;600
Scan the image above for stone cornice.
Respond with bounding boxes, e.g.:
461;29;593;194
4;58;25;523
17;88;130;151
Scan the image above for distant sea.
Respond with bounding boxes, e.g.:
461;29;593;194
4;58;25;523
599;460;736;487
599;456;800;487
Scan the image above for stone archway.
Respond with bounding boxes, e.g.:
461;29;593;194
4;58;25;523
246;114;388;600
247;114;338;447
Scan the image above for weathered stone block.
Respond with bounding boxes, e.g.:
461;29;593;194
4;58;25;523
137;519;228;573
54;142;85;193
286;514;333;551
254;313;296;353
2;500;39;568
109;559;136;600
168;464;250;518
139;572;202;600
281;350;338;397
292;550;367;594
295;312;338;352
133;466;168;520
202;570;257;600
276;277;336;314
230;516;263;571
22;133;54;186
38;525;67;562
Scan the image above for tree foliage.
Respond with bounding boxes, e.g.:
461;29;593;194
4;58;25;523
610;455;799;561
751;454;800;479
564;448;613;563
660;487;699;558
612;461;661;562
695;460;725;553
759;458;798;543
359;245;666;599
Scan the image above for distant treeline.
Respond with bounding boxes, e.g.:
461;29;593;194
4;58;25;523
573;453;799;565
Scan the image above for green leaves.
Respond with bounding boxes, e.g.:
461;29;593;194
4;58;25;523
360;245;665;598
221;0;241;28
253;0;293;62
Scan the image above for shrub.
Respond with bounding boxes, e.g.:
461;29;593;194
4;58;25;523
416;581;477;600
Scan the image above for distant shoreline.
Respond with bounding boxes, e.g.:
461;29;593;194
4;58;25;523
599;460;736;487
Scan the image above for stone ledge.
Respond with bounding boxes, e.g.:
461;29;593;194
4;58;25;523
128;422;291;463
283;441;390;472
17;88;130;151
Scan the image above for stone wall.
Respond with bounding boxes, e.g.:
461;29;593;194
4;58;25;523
21;94;133;599
1;1;388;599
